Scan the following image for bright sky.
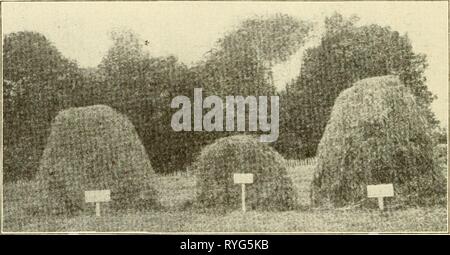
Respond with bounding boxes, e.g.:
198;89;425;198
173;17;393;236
2;1;448;127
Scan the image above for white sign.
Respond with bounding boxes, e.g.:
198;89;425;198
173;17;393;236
85;190;111;217
367;184;394;198
85;190;111;203
233;173;254;213
233;173;254;184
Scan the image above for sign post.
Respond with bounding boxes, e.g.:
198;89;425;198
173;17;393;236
241;183;246;212
367;184;394;211
233;173;254;213
85;190;111;217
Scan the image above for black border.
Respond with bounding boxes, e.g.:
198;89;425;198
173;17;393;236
1;234;450;254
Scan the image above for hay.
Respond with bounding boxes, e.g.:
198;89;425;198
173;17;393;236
310;75;446;208
38;105;157;215
195;135;296;211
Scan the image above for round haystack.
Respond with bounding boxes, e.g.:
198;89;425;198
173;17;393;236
310;75;446;208
195;135;296;211
38;105;157;215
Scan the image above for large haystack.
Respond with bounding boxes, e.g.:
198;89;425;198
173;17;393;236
311;76;446;208
195;135;296;211
38;105;157;215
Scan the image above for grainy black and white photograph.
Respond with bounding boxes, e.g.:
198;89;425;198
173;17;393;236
1;1;448;233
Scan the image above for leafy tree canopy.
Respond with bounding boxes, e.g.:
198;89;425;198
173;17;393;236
276;13;437;159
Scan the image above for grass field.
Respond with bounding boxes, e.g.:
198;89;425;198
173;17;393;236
2;164;448;233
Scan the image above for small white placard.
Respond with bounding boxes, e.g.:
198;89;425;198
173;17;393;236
367;184;394;198
85;190;111;203
233;173;254;184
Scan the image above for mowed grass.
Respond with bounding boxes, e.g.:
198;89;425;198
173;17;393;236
3;164;448;233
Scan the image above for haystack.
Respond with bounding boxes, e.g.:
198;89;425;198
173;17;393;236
310;75;446;208
38;105;157;215
195;135;296;211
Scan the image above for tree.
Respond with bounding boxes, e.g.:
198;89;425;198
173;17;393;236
189;14;313;161
197;13;312;97
432;126;448;144
98;29;149;83
96;16;312;173
96;29;199;173
276;13;438;159
3;31;83;182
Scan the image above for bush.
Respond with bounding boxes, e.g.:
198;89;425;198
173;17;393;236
38;105;157;215
310;75;446;208
195;135;296;211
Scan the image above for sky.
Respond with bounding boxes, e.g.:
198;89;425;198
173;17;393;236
2;1;448;127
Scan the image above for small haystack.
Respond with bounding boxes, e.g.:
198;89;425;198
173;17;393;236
195;135;296;211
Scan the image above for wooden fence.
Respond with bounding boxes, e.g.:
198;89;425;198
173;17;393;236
285;157;317;168
162;157;318;176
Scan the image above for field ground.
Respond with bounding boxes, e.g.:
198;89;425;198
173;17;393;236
3;164;448;233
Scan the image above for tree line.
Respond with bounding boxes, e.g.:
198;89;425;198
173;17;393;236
3;13;440;182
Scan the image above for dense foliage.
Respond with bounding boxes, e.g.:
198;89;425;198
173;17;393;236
3;13;442;182
276;13;438;159
3;31;84;182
